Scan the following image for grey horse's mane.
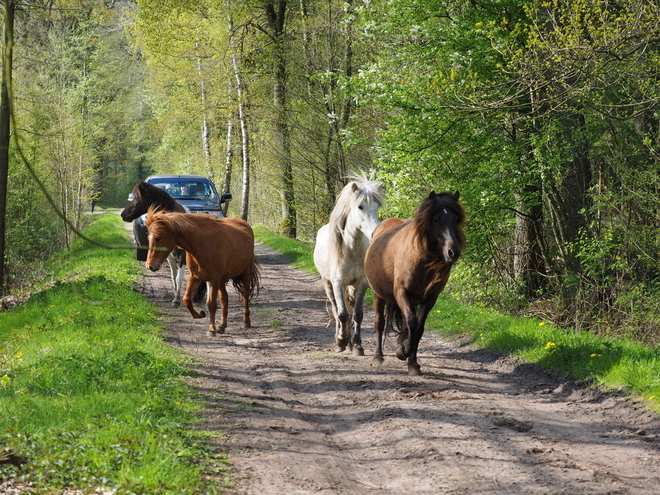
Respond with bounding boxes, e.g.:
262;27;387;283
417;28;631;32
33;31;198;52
327;172;384;259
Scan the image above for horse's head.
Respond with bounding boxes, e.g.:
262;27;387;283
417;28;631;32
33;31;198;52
340;178;384;241
120;181;150;222
144;208;177;272
416;191;465;264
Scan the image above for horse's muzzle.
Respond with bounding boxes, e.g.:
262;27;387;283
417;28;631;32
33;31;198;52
443;246;461;264
146;261;161;272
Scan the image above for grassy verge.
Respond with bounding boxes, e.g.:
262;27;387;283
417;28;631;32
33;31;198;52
254;227;660;414
0;214;228;494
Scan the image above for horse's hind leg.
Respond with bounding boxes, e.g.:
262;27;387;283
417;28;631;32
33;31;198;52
241;289;252;329
372;295;386;366
217;285;229;333
321;279;344;352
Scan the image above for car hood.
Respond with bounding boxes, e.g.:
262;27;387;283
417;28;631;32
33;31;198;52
177;198;221;211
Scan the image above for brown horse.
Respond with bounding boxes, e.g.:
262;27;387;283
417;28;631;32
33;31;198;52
364;191;465;375
144;208;260;335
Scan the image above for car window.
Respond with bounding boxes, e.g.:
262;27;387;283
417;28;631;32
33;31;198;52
149;179;218;201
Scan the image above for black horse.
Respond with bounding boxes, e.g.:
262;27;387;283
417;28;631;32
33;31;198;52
121;181;204;306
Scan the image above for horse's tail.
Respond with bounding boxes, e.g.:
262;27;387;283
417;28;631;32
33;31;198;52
233;255;261;300
384;302;403;339
193;282;207;304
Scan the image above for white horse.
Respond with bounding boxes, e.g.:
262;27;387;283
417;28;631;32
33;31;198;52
313;174;385;355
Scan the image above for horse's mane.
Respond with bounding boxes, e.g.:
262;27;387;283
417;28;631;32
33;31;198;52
136;181;182;212
145;208;200;238
328;173;384;258
412;192;465;247
411;192;466;297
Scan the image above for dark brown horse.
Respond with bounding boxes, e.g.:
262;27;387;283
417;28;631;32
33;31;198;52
121;181;189;305
144;209;260;335
121;181;185;222
364;191;465;375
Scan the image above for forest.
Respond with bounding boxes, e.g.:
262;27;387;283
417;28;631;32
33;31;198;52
2;0;660;344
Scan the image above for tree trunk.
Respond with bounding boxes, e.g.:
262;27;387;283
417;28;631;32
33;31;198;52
513;184;545;299
230;26;250;221
196;46;212;177
266;1;296;238
222;106;233;216
0;0;13;294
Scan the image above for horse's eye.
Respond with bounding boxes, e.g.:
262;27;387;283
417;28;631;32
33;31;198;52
155;237;162;242
358;205;364;210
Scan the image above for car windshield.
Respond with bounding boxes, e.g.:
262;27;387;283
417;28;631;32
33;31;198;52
148;179;218;201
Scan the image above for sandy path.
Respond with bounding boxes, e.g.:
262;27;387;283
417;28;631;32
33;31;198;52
136;243;660;495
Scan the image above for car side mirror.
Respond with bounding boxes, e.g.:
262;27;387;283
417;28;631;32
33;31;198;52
221;193;232;202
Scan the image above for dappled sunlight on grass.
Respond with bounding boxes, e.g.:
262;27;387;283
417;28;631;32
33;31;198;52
426;294;660;413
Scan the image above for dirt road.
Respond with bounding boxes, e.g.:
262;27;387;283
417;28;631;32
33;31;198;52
136;243;660;495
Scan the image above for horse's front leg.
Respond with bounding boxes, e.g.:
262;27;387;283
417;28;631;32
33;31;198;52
405;298;438;376
351;278;369;356
183;276;206;320
372;295;386;366
331;279;352;352
395;296;420;374
206;283;220;336
167;251;184;307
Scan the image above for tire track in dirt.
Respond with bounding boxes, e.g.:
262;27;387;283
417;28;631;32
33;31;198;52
137;242;660;495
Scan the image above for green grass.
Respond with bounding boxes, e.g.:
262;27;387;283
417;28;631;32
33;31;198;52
427;296;660;410
255;227;660;414
0;214;228;494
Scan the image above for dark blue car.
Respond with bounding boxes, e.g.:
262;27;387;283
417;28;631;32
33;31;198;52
131;175;232;260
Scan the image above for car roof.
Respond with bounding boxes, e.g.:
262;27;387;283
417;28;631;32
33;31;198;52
146;175;213;181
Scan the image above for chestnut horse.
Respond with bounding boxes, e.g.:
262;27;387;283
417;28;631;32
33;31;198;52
144;209;260;335
364;191;465;375
121;181;188;305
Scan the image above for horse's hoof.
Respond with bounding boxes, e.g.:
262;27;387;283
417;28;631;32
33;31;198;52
243;322;251;329
193;310;207;319
336;345;346;353
372;356;384;367
396;346;408;361
207;330;216;337
171;301;180;308
408;363;422;376
217;326;226;334
353;346;364;356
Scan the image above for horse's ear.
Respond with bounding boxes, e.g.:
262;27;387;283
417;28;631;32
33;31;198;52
351;182;358;193
428;191;437;199
453;191;460;201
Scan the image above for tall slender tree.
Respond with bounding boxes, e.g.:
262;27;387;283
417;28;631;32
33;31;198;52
0;0;14;292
